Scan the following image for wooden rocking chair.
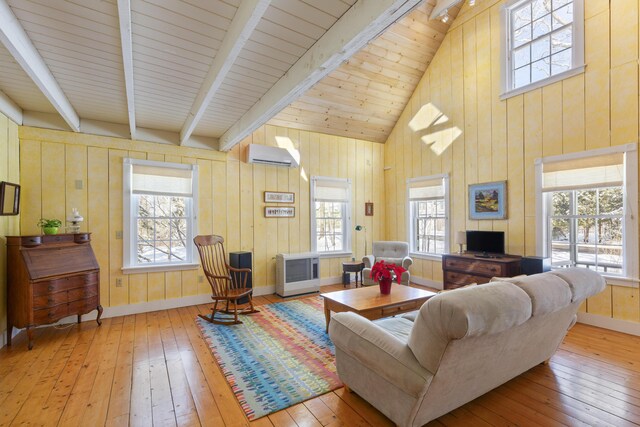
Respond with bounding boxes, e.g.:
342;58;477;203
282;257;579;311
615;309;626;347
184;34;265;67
194;235;259;325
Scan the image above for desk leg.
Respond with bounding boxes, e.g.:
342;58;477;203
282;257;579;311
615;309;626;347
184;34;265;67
324;302;331;333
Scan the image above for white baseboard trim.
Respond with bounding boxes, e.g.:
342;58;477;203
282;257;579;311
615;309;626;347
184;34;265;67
254;285;275;297
411;276;443;290
577;312;640;336
320;276;342;286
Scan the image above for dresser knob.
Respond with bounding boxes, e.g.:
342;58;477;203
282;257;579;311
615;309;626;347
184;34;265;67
48;286;54;291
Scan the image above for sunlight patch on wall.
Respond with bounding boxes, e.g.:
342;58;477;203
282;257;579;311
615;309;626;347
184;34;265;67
275;135;307;181
409;103;461;155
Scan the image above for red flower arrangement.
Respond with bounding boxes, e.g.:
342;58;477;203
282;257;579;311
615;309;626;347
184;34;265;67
370;260;406;284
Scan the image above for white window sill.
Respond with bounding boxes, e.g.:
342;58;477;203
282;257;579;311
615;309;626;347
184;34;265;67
409;252;443;261
317;251;353;259
122;263;200;274
602;274;639;288
500;65;586;101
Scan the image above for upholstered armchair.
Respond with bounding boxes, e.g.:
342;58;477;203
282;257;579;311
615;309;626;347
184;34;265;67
362;241;412;286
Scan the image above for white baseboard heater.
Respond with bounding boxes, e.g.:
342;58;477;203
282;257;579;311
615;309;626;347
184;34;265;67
276;253;320;297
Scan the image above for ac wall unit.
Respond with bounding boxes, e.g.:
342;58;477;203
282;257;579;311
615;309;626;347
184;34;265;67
276;253;320;297
247;144;299;168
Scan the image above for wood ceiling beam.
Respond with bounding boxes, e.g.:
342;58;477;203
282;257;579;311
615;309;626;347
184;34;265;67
430;0;463;19
0;90;22;125
0;0;79;131
117;0;136;140
179;0;271;145
218;0;424;152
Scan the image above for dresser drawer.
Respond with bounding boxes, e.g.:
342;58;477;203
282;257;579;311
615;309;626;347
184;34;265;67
444;271;490;286
68;285;98;302
33;291;68;309
443;257;503;276
33;271;99;296
21;236;42;246
33;304;68;325
69;295;99;314
381;300;420;317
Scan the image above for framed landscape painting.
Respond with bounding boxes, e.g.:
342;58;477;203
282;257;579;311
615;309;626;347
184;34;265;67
468;181;507;220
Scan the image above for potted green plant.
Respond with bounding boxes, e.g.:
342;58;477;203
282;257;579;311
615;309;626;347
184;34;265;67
37;218;63;235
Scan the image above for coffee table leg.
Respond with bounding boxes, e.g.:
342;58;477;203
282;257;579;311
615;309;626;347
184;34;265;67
324;302;331;333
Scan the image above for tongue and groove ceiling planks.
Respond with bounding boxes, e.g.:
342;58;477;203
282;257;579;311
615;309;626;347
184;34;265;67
0;0;458;149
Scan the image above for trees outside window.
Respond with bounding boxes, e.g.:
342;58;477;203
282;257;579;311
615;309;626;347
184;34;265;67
407;175;449;256
537;144;637;279
311;177;351;254
123;159;198;272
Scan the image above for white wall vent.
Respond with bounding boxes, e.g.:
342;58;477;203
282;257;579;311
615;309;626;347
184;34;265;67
246;144;299;168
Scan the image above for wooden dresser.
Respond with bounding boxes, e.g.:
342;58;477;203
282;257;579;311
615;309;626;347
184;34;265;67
442;252;522;290
6;233;102;349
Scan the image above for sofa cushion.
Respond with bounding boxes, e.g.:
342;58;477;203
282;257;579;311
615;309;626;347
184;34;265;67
379;257;404;266
374;316;414;342
550;268;607;302
494;275;571;316
408;282;532;372
373;241;409;258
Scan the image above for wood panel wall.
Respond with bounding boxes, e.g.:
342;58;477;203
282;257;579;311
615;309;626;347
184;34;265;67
18;125;384;308
0;113;20;345
384;0;640;323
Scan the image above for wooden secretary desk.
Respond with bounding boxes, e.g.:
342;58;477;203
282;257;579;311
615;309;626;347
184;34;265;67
6;233;103;349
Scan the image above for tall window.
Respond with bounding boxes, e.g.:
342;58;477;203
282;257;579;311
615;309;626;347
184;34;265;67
407;174;449;256
123;159;199;272
311;176;351;254
536;144;638;278
502;0;584;97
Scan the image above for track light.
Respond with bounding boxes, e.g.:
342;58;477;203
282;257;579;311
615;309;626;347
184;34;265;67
469;0;476;6
441;9;450;23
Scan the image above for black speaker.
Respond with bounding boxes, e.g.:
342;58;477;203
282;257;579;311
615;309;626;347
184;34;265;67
521;256;551;275
229;251;252;304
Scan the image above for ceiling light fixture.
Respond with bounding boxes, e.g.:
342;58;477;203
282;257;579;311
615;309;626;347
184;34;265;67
469;0;476;6
441;9;450;23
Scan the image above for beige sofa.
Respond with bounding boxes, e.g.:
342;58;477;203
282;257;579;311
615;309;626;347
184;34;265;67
328;268;605;427
362;241;413;286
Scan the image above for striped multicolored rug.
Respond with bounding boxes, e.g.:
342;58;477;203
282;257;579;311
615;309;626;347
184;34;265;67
196;297;341;420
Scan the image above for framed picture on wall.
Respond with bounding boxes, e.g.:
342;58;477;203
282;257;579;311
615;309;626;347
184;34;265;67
264;191;295;203
0;181;20;215
365;202;373;216
468;181;507;220
265;206;295;218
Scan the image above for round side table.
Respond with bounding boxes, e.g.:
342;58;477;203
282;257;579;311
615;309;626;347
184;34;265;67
342;261;365;287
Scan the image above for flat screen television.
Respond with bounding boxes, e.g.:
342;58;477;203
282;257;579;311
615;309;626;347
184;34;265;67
466;231;505;254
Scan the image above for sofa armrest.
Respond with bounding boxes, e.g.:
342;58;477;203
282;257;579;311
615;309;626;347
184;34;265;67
329;312;433;396
362;255;375;269
402;256;413;270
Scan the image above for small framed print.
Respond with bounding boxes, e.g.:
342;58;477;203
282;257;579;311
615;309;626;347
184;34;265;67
264;191;294;203
265;206;295;218
365;202;374;216
468;180;507;220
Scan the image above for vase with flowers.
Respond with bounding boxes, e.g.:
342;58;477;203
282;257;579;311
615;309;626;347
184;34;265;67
370;260;407;295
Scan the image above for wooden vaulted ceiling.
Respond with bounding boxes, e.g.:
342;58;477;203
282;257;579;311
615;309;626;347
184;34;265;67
0;0;459;150
271;1;459;143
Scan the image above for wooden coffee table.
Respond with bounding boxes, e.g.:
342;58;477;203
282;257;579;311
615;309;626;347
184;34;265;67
321;285;436;332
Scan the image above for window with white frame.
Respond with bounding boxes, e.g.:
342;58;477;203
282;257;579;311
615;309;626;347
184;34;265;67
123;158;199;272
407;174;449;256
311;176;351;254
536;144;638;279
502;0;584;96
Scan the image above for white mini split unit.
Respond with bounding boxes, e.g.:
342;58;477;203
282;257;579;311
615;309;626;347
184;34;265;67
246;144;299;168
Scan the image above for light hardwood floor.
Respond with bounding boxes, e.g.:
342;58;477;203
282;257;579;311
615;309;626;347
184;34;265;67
1;282;639;426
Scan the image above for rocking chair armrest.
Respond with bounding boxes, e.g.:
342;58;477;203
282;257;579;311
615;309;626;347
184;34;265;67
228;265;252;274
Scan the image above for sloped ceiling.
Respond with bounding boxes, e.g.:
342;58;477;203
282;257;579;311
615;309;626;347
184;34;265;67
0;0;459;149
270;1;459;142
